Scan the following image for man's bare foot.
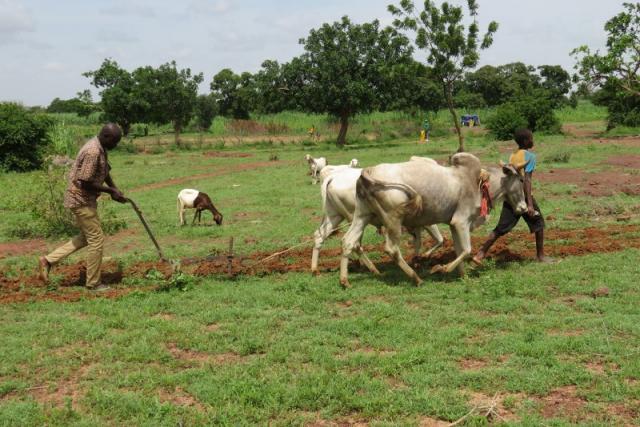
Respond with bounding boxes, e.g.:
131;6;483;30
38;257;51;283
537;256;557;263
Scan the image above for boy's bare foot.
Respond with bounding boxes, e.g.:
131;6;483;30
537;256;557;263
38;257;51;283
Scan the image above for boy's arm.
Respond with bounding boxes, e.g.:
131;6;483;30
524;172;535;216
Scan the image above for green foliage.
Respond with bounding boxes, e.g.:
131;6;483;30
8;165;126;238
156;272;197;292
48;122;78;158
462;62;572;109
210;69;254;120
572;2;640;128
0;102;53;172
194;94;218;131
297;16;414;146
389;0;499;152
485;103;528;141
487;92;560;140
84;59;149;136
46;90;97;117
134;61;203;143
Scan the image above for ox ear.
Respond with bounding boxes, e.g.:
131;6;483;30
502;163;516;176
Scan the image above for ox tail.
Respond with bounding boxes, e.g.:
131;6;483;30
358;168;423;219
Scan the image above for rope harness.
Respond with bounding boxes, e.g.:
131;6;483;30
479;169;493;218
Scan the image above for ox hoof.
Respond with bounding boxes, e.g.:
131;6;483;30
311;269;320;277
340;278;351;288
413;277;424;286
430;264;446;274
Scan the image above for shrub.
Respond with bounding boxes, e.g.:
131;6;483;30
487;94;561;140
0;102;53;172
486;104;528;140
9;163;127;238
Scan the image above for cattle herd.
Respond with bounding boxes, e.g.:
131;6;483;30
306;153;528;287
178;152;529;287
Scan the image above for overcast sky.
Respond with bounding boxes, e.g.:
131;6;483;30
0;0;626;106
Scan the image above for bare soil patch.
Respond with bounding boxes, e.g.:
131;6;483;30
538;385;587;421
606;154;640;169
157;386;206;412
467;391;521;423
166;343;244;365
459;358;489;371
0;239;46;259
2;225;638;304
538;167;640;196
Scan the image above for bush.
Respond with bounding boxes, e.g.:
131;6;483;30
0;102;53;172
9;163;127;238
486;104;528;140
486;94;561;140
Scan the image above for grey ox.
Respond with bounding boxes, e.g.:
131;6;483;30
339;153;528;287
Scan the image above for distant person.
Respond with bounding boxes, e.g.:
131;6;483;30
422;117;430;142
39;123;127;291
473;129;555;265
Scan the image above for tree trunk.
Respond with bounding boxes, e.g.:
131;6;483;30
174;121;181;147
444;82;464;153
121;121;131;137
336;113;349;147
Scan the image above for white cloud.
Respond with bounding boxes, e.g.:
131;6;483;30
0;0;34;43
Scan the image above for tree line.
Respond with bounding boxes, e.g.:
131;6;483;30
2;1;638;171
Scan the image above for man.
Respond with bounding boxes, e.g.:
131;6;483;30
39;123;127;291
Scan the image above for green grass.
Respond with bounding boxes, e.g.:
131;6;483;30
1;103;639;425
556;100;608;123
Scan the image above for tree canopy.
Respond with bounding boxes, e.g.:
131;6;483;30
297;16;414;146
389;0;498;152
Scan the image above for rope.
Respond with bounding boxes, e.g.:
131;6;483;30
252;221;352;265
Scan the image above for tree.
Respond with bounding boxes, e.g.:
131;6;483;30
298;16;413;146
194;94;218;131
0;103;53;172
573;2;640;127
573;2;640;97
134;61;203;143
84;59;149;136
389;0;498;152
210;69;254;120
538;65;572;108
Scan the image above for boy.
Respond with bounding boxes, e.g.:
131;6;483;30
472;128;554;265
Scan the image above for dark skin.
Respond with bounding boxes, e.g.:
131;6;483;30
77;123;127;204
473;132;549;263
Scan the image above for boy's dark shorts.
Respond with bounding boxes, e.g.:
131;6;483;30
493;198;545;236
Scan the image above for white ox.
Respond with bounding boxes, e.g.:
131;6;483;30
317;158;359;184
304;154;328;184
339;153;528;287
311;165;445;274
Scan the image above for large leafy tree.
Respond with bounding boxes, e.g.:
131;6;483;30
573;2;640;128
389;0;498;152
84;59;148;136
298;16;413;146
194;94;218;132
210;69;254;120
134;61;203;143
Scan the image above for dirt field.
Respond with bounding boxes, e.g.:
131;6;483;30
2;224;638;305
